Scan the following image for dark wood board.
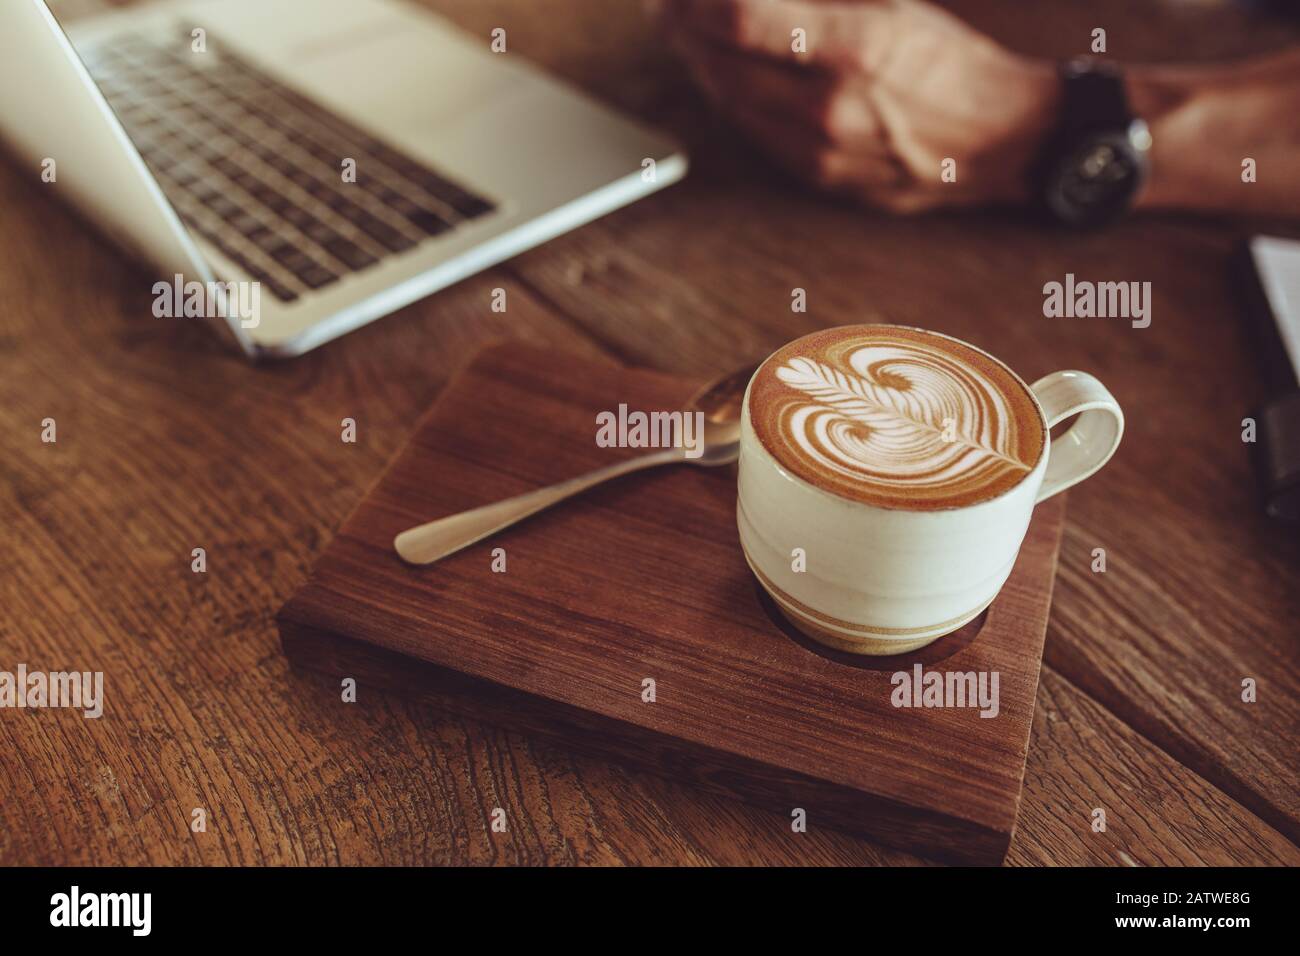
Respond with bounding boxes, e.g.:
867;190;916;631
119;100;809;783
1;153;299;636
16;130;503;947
279;344;1068;864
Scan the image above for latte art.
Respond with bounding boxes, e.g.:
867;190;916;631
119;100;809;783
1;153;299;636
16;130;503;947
748;326;1046;509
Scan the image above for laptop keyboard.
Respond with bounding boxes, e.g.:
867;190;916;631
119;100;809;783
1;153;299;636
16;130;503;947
80;30;497;302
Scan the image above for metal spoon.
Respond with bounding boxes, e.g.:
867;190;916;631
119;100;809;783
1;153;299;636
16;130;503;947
393;362;758;566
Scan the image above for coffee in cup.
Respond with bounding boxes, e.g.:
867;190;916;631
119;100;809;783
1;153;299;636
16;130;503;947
737;324;1123;655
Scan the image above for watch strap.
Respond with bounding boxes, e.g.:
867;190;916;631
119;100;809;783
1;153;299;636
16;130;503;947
1057;60;1133;139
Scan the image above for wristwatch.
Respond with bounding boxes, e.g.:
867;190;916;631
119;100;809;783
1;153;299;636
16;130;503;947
1035;59;1152;227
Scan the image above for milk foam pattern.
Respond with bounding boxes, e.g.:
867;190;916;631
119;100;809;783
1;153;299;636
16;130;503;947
750;327;1045;510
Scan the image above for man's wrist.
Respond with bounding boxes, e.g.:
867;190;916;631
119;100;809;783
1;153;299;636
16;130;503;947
1128;55;1300;217
1126;66;1202;210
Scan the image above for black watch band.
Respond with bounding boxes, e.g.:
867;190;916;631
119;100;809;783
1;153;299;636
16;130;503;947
1036;59;1151;227
1058;60;1132;138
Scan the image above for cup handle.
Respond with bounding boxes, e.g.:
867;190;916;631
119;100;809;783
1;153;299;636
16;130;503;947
1030;370;1125;503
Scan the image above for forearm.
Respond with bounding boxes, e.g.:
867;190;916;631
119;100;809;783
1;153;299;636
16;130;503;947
1128;48;1300;216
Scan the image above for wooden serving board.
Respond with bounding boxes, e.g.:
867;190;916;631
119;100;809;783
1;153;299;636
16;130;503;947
278;344;1067;864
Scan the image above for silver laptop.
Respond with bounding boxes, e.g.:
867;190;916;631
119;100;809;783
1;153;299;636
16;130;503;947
0;0;687;358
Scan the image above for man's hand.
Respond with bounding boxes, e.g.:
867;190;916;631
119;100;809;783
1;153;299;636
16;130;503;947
655;0;1059;213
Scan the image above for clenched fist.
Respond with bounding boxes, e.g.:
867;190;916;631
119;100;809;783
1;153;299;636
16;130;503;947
654;0;1060;212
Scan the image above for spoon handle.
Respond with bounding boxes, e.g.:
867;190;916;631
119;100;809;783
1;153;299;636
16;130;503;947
393;448;682;566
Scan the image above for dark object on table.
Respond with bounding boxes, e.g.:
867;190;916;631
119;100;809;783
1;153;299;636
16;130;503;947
1237;236;1300;523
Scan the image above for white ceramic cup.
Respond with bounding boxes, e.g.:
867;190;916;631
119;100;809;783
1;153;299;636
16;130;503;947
737;327;1123;655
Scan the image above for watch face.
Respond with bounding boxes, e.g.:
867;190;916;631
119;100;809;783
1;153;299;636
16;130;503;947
1046;124;1149;227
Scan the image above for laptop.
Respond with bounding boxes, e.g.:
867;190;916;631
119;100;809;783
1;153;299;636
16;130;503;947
0;0;687;358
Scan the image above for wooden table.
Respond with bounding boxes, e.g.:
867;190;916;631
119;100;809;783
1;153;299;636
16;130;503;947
3;0;1297;866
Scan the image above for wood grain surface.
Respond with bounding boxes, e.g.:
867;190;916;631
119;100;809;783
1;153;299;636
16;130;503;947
0;0;1296;866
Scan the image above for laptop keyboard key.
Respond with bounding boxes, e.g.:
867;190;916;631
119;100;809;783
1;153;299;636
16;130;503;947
354;216;417;253
322;237;379;270
405;209;454;236
298;265;339;290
